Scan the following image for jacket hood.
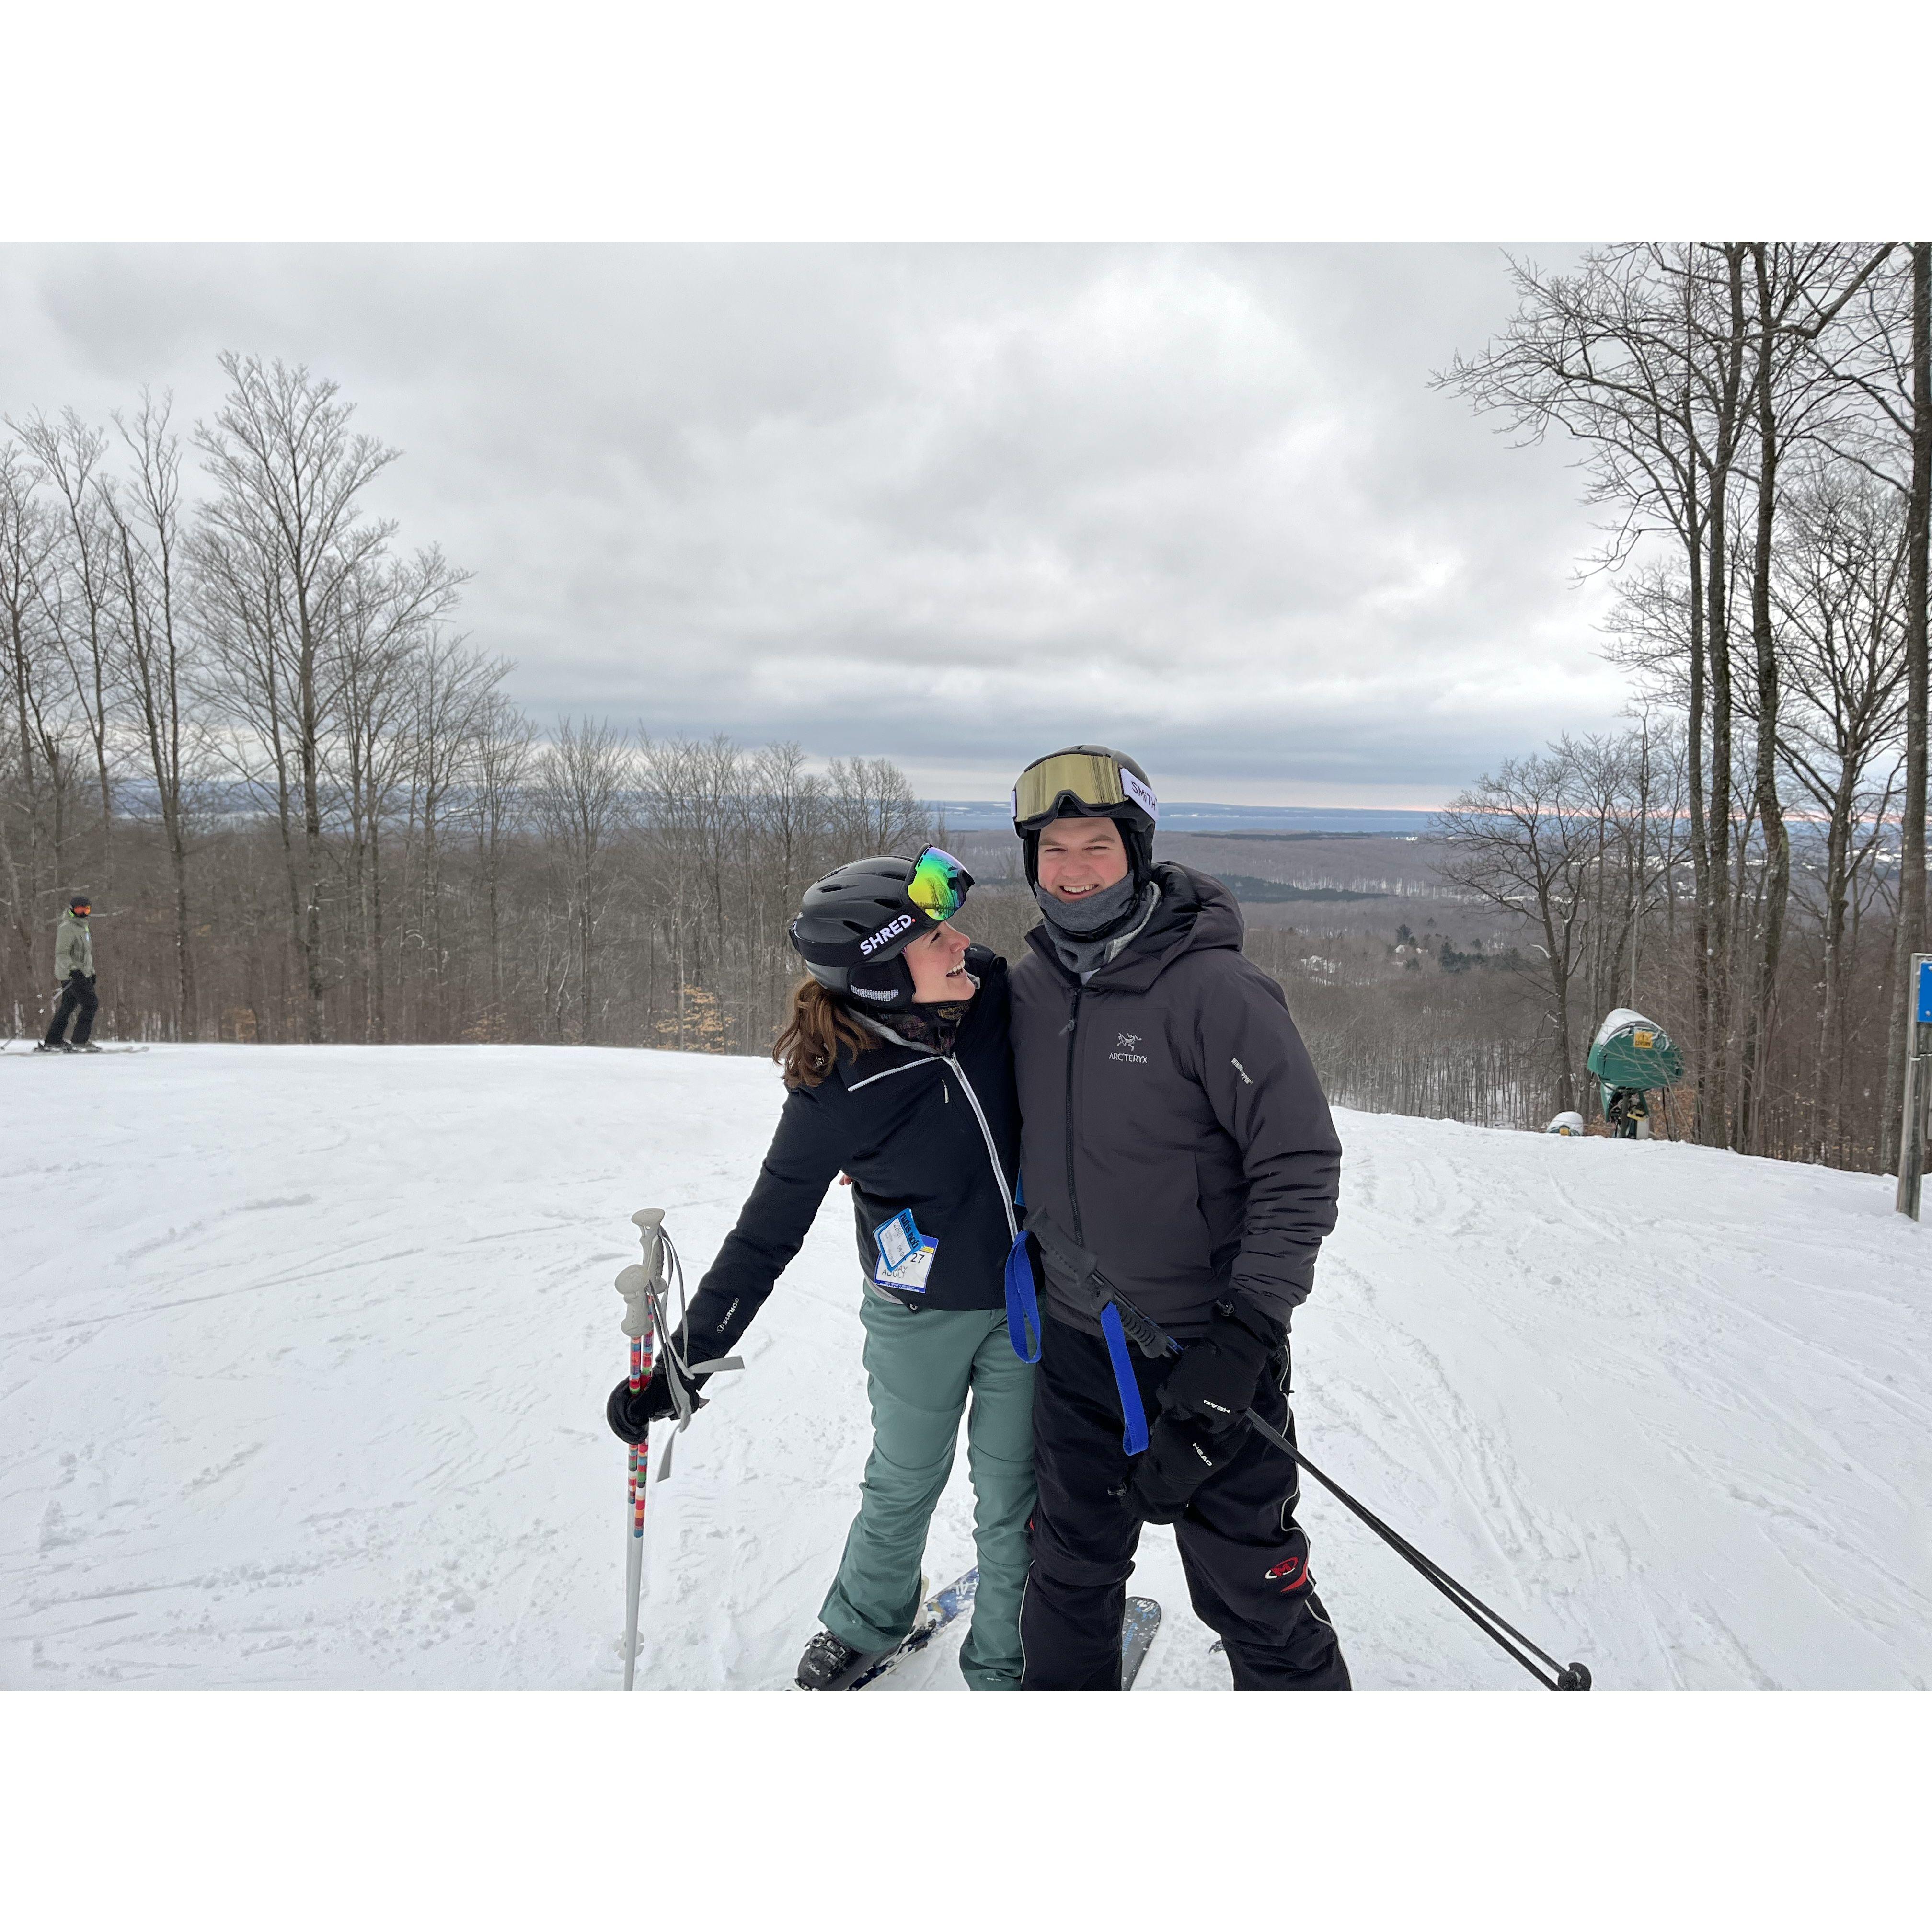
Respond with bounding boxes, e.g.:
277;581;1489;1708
1024;863;1242;993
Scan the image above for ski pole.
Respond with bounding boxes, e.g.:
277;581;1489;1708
1025;1213;1593;1691
613;1210;666;1691
611;1209;748;1690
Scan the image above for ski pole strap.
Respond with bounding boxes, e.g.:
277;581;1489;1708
1099;1303;1150;1457
1004;1231;1042;1364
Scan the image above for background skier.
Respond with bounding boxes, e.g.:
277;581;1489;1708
605;849;1034;1690
39;896;100;1053
1006;746;1351;1690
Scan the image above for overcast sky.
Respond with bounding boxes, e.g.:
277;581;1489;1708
0;243;1631;807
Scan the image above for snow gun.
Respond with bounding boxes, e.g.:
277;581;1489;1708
1023;1210;1593;1692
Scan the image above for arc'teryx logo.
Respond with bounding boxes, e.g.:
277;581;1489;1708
1109;1030;1148;1066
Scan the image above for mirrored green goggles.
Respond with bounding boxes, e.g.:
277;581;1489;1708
907;846;974;922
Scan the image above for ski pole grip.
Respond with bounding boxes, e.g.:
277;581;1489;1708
631;1208;666;1284
614;1263;653;1339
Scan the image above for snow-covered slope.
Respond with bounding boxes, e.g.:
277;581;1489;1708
3;1044;1926;1690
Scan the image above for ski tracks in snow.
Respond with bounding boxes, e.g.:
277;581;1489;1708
3;1046;1927;1690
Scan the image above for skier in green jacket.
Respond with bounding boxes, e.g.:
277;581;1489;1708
39;896;101;1053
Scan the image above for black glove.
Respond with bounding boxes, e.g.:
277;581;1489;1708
1127;1417;1244;1524
86;972;97;985
1156;1298;1282;1430
605;1354;706;1445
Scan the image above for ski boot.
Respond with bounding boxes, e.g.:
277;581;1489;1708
795;1629;889;1691
75;1042;102;1053
34;1041;72;1053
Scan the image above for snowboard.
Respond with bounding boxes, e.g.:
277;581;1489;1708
849;1567;979;1688
1121;1595;1162;1689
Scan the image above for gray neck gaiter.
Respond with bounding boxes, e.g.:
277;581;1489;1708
1035;875;1159;977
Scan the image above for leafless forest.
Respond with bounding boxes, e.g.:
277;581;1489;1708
1436;242;1930;1171
4;242;1927;1180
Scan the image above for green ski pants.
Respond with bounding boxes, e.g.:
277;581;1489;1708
818;1283;1036;1690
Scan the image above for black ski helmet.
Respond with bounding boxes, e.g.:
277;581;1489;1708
1011;745;1158;887
788;850;975;1010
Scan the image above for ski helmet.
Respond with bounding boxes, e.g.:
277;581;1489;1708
788;847;975;1010
1011;745;1158;887
69;894;91;915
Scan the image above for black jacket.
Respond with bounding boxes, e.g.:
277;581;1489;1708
681;947;1021;1364
1010;865;1341;1339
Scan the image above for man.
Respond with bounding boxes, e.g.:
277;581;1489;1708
1007;746;1349;1689
38;895;101;1054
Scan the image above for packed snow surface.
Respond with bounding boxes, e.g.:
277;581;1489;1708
4;1044;1927;1690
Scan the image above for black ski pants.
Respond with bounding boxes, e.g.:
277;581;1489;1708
44;975;97;1046
1020;1313;1350;1690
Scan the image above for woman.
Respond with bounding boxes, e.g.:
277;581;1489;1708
606;848;1033;1690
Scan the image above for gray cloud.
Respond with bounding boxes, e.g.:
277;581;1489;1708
0;242;1628;805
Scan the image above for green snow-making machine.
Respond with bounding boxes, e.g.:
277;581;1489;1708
1586;1007;1685;1138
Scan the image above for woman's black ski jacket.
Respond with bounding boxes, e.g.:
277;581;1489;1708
680;947;1021;1365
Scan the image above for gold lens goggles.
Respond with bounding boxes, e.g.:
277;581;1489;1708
1012;751;1131;828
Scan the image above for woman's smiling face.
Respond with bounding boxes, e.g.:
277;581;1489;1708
903;920;975;1002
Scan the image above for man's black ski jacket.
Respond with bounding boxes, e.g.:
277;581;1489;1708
1010;866;1341;1340
681;947;1020;1364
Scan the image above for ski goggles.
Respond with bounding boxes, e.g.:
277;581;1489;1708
1012;750;1157;829
906;846;973;923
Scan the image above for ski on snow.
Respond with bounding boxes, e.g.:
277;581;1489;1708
850;1568;1162;1689
6;1045;151;1056
849;1568;981;1688
1120;1596;1162;1689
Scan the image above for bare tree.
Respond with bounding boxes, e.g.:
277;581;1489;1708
100;391;206;1036
467;692;535;1031
532;716;632;1042
12;410;121;853
194;355;399;1040
0;442;70;982
1434;745;1609;1114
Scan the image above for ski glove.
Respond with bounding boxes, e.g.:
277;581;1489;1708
605;1355;706;1445
1127;1417;1243;1524
1156;1299;1282;1431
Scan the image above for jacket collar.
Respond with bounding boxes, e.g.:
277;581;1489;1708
835;946;1002;1090
1022;864;1242;994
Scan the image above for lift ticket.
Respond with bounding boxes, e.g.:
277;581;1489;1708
874;1208;938;1292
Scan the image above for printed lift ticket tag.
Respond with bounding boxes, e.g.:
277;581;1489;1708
875;1208;938;1292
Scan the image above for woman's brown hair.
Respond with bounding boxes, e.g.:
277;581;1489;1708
772;976;877;1089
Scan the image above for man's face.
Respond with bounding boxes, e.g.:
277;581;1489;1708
1036;816;1129;903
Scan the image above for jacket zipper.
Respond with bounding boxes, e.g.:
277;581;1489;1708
849;1043;1017;1246
944;1054;1020;1244
1063;987;1084;1242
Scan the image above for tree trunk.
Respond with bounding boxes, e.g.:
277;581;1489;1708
1739;243;1792;1155
1883;243;1931;1174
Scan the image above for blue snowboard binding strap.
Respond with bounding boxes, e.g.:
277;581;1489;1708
1099;1303;1150;1456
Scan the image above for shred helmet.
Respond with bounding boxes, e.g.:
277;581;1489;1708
1011;745;1158;887
788;848;975;1010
